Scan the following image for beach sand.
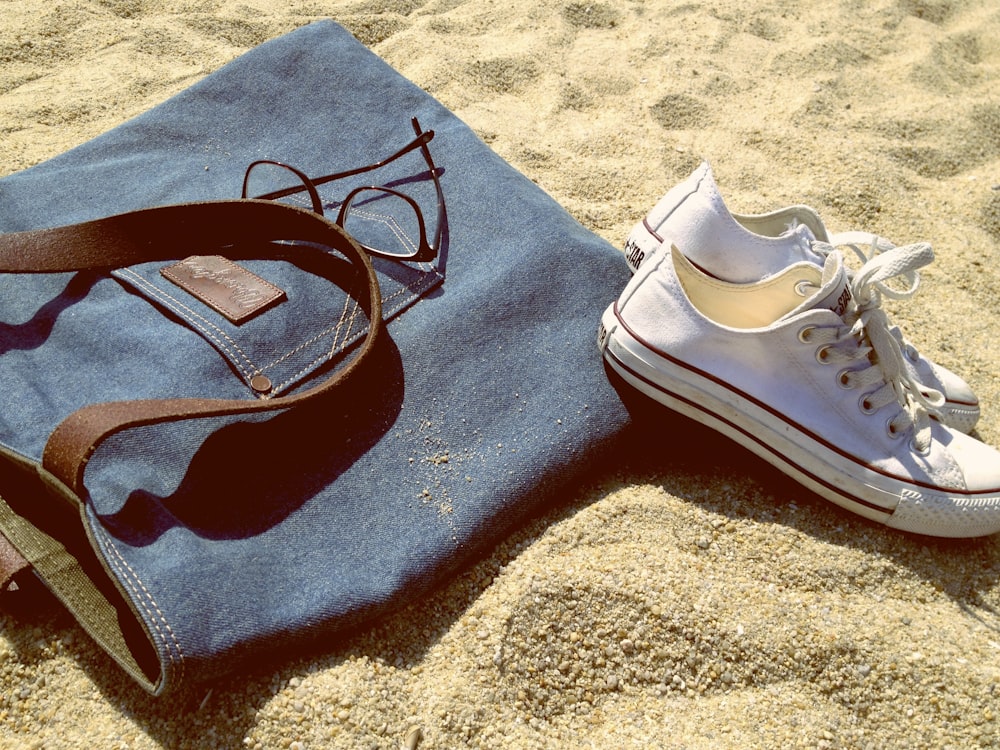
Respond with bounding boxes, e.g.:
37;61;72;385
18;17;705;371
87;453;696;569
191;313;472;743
2;1;1000;748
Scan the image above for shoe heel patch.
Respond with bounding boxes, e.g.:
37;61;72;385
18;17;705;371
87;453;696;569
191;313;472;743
623;222;663;274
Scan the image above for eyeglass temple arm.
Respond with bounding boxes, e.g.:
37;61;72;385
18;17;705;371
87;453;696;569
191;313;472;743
311;119;434;188
249;119;435;203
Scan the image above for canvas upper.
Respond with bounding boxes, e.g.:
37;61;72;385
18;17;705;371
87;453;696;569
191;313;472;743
622;161;980;433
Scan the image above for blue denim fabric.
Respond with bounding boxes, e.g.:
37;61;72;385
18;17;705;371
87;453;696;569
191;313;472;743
0;20;631;693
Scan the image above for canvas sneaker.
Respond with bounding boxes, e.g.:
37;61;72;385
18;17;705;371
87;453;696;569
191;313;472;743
597;238;1000;538
622;162;980;434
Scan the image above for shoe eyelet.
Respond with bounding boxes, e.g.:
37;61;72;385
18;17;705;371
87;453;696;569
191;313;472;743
859;394;877;414
886;419;903;439
798;326;815;343
837;369;854;389
815;346;831;364
794;280;814;297
904;344;919;363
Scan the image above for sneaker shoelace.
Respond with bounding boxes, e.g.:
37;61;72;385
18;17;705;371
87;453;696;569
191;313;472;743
803;242;946;454
814;231;929;367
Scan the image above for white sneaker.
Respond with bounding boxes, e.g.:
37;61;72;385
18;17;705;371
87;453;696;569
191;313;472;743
598;239;1000;538
622;162;980;434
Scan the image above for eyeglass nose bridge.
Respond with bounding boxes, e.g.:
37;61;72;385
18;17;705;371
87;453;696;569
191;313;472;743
336;185;436;263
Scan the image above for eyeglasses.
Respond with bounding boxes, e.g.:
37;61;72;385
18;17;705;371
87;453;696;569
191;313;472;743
242;117;444;263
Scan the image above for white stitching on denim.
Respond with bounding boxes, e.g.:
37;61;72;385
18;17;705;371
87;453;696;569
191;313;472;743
330;279;363;354
97;529;185;681
119;263;443;396
348;207;418;255
261;269;445;390
121;268;357;392
255;315;349;374
123;265;372;381
271;350;350;395
253;272;365;373
383;271;444;316
247;260;422;372
284;194;312;210
118;269;259;377
267;280;367;394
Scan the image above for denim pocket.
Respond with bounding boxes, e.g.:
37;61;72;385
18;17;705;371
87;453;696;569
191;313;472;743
112;255;371;398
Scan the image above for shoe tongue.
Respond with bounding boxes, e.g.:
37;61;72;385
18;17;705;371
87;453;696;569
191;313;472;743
787;222;824;261
787;221;816;242
781;250;852;320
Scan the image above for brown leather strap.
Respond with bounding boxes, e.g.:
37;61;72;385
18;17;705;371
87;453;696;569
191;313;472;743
0;529;30;593
0;200;382;498
0;200;373;272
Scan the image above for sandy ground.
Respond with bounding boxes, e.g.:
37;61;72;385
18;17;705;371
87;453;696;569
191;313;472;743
2;0;1000;748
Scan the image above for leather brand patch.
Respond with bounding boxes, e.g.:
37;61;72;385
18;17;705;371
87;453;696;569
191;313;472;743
161;256;287;325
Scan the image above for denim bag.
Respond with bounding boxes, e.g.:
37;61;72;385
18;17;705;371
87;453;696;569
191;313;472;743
0;21;631;695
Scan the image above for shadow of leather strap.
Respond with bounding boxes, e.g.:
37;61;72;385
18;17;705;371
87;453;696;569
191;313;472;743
0;200;383;499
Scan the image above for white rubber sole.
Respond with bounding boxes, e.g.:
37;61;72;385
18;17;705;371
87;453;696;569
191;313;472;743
598;302;1000;538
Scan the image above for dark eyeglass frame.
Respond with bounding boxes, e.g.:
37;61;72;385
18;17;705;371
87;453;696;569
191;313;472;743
242;117;444;263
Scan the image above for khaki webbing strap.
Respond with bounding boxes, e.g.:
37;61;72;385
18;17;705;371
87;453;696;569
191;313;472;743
0;455;159;690
0;200;382;498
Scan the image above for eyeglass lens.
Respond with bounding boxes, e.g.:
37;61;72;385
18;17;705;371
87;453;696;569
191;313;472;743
339;188;427;259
